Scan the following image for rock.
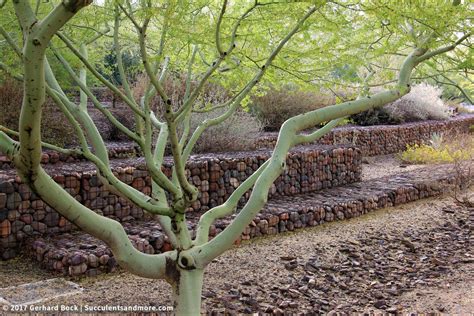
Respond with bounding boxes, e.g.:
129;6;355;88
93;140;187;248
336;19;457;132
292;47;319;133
70;252;87;265
386;306;398;313
88;254;99;268
99;254;110;265
6;193;21;210
284;260;298;270
0;220;11;237
373;300;386;309
0;208;7;221
0;194;6;209
69;263;88;276
31;221;47;234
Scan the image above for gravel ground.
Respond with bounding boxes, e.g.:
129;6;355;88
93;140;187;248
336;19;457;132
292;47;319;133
0;156;472;314
361;154;429;180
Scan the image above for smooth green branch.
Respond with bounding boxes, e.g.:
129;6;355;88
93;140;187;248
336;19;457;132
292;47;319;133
215;0;228;56
194;159;270;245
44;57;111;166
35;167;176;279
183;5;319;161
0;125;81;156
48;82;173;217
56;32;145;119
0;62;23;81
417;33;470;62
13;0;91;175
0;25;22;57
137;17;197;205
188;29;460;267
292;118;345;146
49;47;140;143
174;1;261;122
0;132;19;159
113;5;138;105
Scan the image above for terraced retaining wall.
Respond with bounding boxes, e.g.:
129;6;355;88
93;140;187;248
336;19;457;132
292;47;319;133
0;145;361;259
257;114;474;156
29;164;468;277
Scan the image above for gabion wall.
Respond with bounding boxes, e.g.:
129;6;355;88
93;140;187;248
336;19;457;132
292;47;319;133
257;114;474;155
0;145;361;259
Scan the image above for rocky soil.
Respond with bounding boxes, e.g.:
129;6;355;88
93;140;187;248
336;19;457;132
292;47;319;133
0;190;472;314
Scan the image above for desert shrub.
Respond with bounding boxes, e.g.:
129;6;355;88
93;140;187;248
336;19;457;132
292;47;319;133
131;74;261;153
350;107;402;126
350;83;452;126
0;78;76;147
385;83;452;122
190;109;263;154
399;133;473;164
109;108;136;141
250;86;335;131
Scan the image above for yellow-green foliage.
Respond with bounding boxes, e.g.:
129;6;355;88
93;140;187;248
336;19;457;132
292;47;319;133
400;135;473;164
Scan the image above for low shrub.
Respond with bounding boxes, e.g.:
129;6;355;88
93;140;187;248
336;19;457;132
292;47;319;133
385;83;452;122
350;83;452;126
250;86;335;131
350;107;402;126
109;108;136;141
0;78;76;147
190;109;263;154
132;73;262;153
399;133;473;164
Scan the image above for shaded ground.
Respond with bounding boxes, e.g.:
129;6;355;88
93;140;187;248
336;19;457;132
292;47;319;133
0;191;472;314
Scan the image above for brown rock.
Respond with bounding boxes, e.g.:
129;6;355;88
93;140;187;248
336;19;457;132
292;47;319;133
0;220;11;237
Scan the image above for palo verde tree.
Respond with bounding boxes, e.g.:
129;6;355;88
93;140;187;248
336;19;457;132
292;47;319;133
0;0;471;314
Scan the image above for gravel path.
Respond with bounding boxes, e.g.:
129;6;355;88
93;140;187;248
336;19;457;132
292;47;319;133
361;154;429;180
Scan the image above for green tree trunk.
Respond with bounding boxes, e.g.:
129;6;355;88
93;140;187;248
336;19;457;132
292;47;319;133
173;269;205;315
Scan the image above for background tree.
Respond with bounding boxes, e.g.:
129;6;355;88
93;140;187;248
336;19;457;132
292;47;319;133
0;0;471;314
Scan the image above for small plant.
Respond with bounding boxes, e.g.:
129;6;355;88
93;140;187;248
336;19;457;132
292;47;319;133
429;132;444;150
350;107;402;126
